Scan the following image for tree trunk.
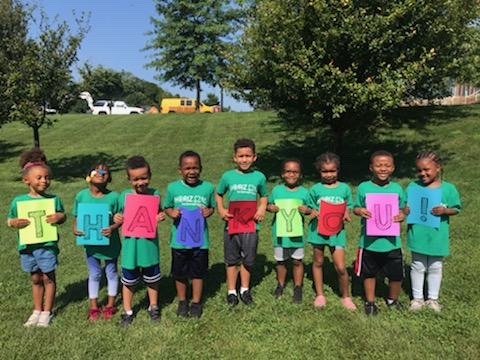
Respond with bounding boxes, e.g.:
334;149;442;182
33;125;40;148
331;121;345;156
195;79;201;112
220;86;224;112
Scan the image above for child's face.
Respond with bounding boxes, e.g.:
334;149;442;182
90;164;110;186
416;158;441;185
319;161;338;185
281;161;301;187
127;166;150;194
179;156;201;185
369;155;395;183
233;147;256;172
23;166;50;195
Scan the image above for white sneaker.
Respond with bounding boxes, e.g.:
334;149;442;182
24;311;41;327
426;299;442;312
37;311;53;327
410;299;425;311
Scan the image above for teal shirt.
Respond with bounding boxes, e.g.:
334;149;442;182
268;184;309;248
216;169;268;201
354;180;406;252
118;188;161;269
307;182;353;248
8;193;64;254
163;180;215;249
72;188;121;260
407;180;461;256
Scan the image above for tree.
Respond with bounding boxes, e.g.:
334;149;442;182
229;0;480;152
203;92;219;106
0;0;87;147
147;0;241;111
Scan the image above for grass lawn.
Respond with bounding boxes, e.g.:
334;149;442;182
0;108;479;359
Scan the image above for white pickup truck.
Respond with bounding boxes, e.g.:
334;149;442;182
79;92;144;115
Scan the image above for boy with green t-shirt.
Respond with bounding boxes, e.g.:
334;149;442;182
215;138;268;306
115;156;166;326
163;151;215;318
353;150;406;316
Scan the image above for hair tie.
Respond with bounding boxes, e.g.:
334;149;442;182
22;161;45;171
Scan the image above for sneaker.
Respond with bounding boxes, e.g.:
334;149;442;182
120;312;134;327
341;297;357;310
147;305;161;322
176;300;189;318
226;293;239;306
189;302;203;319
87;308;102;321
24;311;41;327
102;306;117;320
273;283;284;299
410;299;425;311
293;286;303;304
240;290;253;305
386;299;403;311
364;301;378;316
426;299;442;312
313;295;326;308
37;311;53;327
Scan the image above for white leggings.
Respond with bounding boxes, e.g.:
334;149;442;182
410;252;443;300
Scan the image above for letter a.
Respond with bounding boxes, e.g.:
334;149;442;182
127;206;154;233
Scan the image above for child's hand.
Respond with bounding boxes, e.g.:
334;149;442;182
101;226;114;237
267;204;279;213
356;208;371;219
431;206;447;216
8;218;30;229
393;212;405;223
218;207;233;221
168;208;181;219
156;212;166;222
343;211;352;223
310;209;319;219
46;212;65;225
298;205;311;215
254;209;265;222
113;213;123;224
73;228;84;236
403;205;411;215
201;207;214;218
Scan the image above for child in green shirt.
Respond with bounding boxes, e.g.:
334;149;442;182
164;151;215;318
406;151;461;312
267;159;310;304
7;148;65;327
353;150;406;316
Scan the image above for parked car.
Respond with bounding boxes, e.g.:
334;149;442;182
79;92;144;115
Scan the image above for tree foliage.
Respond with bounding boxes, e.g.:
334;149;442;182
229;0;480;150
147;0;241;110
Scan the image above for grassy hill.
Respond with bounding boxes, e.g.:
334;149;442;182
0;108;479;359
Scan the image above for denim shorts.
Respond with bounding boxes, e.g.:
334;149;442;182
20;248;57;273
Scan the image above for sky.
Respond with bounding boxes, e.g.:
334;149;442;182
34;0;251;111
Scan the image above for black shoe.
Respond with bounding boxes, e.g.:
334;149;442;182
386;299;403;311
147;305;160;322
120;312;134;327
227;293;239;306
293;286;303;304
364;301;378;316
273;283;284;299
190;302;203;318
176;300;189;318
240;290;253;305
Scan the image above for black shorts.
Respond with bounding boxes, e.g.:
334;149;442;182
171;248;209;280
354;248;404;281
223;230;258;267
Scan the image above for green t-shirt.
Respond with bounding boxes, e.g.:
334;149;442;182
118;188;161;269
307;182;353;247
72;188;121;260
7;193;64;254
407;180;461;256
354;180;406;252
163;180;215;249
216;169;268;201
268;184;309;248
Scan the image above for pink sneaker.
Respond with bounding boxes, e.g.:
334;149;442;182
314;295;327;308
102;306;117;320
87;308;101;321
341;297;357;310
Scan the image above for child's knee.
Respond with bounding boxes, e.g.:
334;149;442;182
335;265;347;276
292;259;303;267
410;260;426;273
313;257;324;268
428;260;443;274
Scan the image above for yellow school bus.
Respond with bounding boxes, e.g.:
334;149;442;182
160;98;220;113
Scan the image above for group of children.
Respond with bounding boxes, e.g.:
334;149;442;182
7;139;461;327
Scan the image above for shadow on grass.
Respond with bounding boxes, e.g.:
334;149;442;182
257;106;460;184
49;152;128;182
55;278;88;314
0;140;24;164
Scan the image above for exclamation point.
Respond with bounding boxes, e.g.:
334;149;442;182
420;197;428;222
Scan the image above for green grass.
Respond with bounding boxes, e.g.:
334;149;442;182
0;108;479;359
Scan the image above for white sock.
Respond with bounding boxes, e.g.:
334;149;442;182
228;289;237;296
240;287;249;295
125;310;133;315
32;310;41;315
